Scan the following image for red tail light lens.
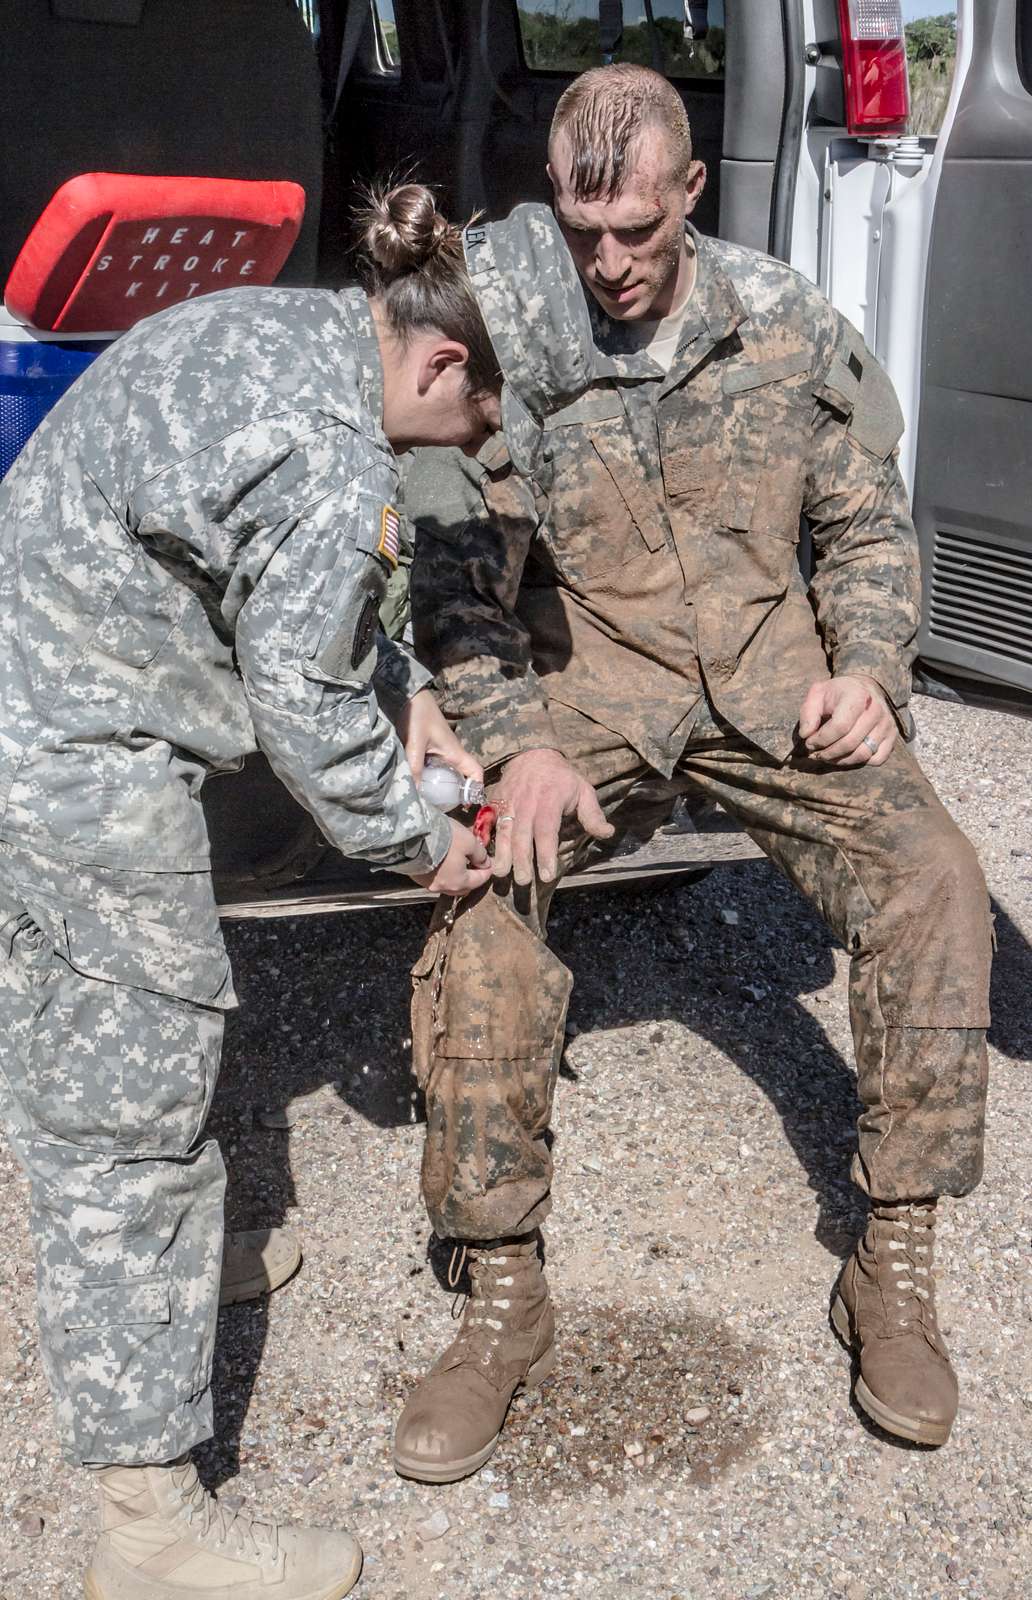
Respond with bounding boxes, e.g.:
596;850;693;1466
836;0;910;135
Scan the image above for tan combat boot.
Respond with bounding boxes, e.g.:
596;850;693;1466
85;1457;361;1600
393;1236;556;1483
219;1227;302;1307
831;1199;958;1446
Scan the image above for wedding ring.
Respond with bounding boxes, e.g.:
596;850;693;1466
862;735;879;754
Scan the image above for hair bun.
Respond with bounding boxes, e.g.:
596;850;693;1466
359;182;452;275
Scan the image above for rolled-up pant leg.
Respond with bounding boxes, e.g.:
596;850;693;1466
678;723;992;1200
412;877;570;1240
412;708;673;1241
0;872;229;1466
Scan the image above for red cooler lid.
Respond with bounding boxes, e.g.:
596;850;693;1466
4;172;306;335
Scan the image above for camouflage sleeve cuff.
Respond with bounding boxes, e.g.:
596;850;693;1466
453;702;563;772
372;633;434;716
384;803;453;877
833;652;915;738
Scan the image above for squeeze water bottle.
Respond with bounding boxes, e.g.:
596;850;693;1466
418;756;487;812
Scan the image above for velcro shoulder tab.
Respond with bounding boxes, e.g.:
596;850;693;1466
820;352;861;412
818;329;903;459
849;352;904;460
722;350;811;395
543;384;625;430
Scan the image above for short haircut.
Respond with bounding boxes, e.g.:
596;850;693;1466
549;64;693;201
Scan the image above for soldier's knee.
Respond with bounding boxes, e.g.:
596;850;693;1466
901;811;987;921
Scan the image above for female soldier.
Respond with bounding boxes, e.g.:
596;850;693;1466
0;185;598;1600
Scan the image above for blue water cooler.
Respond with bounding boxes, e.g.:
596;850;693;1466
0;307;106;480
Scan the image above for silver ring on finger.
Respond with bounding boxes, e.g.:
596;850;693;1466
862;734;879;754
496;812;516;824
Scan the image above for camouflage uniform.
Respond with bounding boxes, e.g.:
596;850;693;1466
0;202;614;1468
0;283;453;1465
408;230;992;1241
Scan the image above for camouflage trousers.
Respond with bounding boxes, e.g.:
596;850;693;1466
412;700;992;1241
0;843;235;1465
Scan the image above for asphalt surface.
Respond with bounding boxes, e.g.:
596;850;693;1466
1;693;1029;1599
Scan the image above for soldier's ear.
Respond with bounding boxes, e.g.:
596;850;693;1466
419;340;469;396
684;160;707;218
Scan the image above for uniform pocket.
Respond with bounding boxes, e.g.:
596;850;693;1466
719;380;811;541
13;891;232;1154
27;895;236;1009
433;894;572;1061
63;1274;171;1332
410;924;448;1088
541;421;668;583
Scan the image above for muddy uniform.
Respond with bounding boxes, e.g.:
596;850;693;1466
407;231;991;1241
0;284;451;1465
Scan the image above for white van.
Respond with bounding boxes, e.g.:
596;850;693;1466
2;0;1026;912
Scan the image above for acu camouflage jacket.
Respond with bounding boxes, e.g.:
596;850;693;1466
0;285;451;879
407;230;920;775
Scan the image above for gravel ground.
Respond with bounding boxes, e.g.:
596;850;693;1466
1;695;1030;1599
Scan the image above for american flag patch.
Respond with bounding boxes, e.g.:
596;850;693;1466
378;504;401;569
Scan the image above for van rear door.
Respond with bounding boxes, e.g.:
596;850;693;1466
910;0;1032;711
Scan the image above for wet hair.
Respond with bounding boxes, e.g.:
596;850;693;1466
549;64;693;201
353;182;501;396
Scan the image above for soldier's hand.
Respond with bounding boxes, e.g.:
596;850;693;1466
797;674;897;767
394;688;484;785
411;818;493;896
490;748;613;886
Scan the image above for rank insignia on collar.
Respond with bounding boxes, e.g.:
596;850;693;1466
378;504;401;569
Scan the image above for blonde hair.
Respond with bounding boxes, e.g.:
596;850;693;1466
352;182;500;395
549;64;693;200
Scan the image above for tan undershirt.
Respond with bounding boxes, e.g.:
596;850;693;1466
621;295;692;373
619;251;698;372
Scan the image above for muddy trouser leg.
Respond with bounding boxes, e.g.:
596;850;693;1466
411;708;673;1242
0;882;227;1466
676;715;992;1200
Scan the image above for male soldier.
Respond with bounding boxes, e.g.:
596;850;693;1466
394;65;992;1481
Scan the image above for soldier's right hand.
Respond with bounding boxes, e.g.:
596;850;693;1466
412;818;493;897
490;748;613;886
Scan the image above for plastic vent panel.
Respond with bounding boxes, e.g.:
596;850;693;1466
929;530;1032;674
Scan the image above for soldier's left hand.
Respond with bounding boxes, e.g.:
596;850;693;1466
393;688;484;785
797;674;897;767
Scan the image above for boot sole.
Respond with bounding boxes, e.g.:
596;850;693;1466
830;1294;952;1448
393;1343;557;1485
219;1241;303;1308
85;1543;362;1600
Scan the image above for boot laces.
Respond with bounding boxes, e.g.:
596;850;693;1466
449;1249;520;1365
169;1463;275;1564
878;1204;937;1328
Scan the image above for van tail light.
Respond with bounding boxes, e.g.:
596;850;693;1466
836;0;910;136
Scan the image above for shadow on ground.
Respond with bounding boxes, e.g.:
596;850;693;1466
381;1304;769;1501
201;865;1032;1485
